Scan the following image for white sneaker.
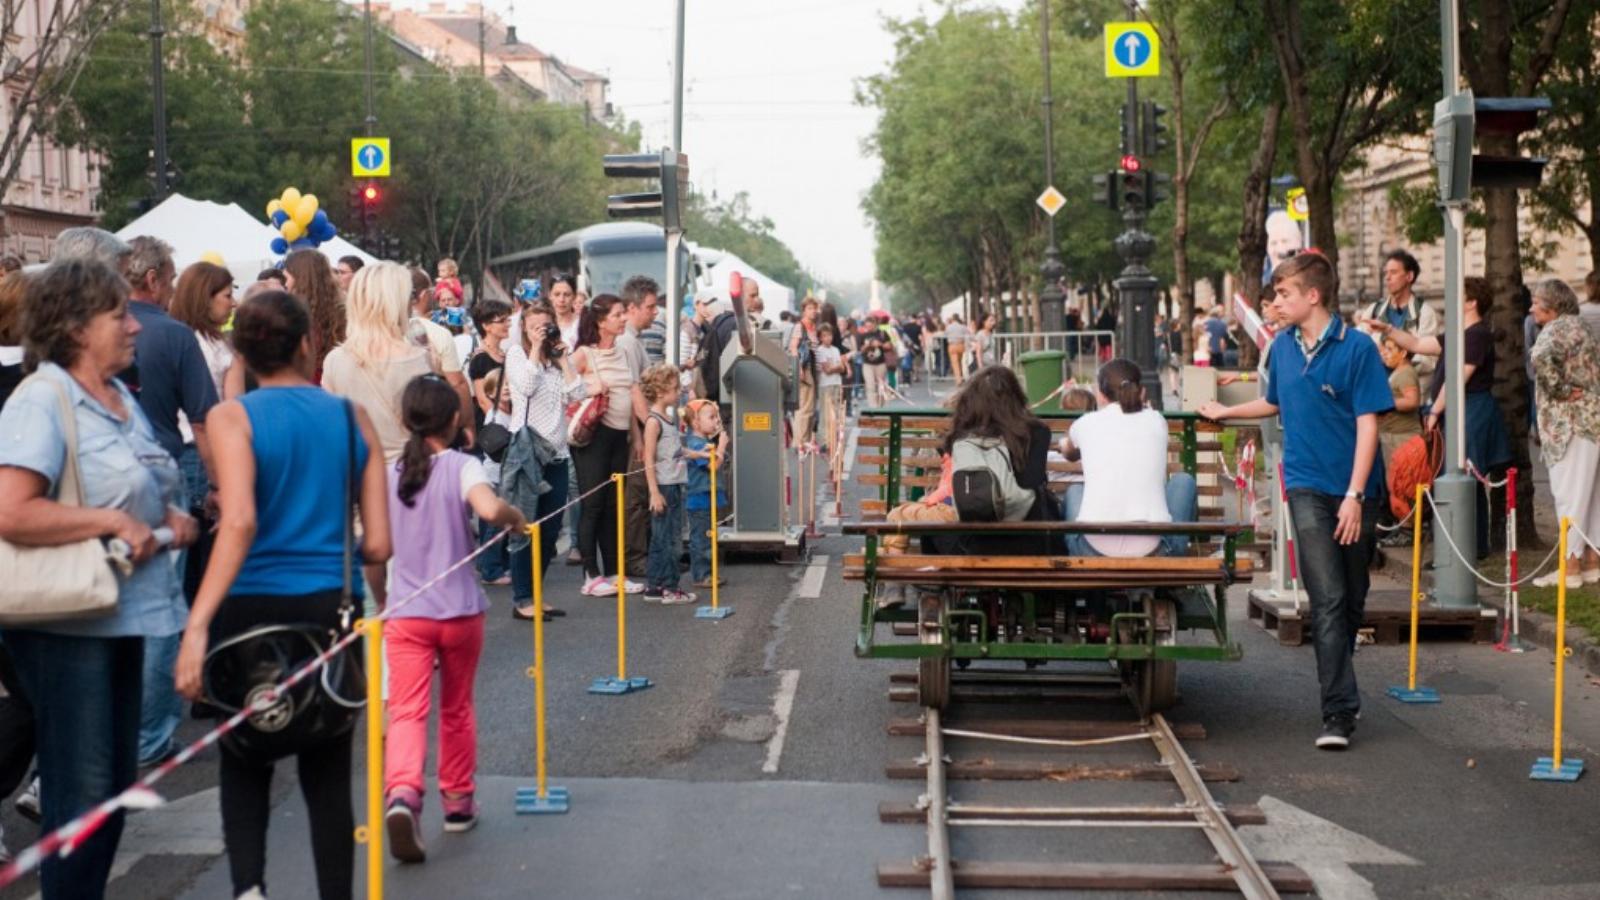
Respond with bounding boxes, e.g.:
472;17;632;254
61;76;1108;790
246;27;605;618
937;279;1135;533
659;589;698;606
1584;569;1600;585
15;776;39;822
623;578;644;594
1532;570;1584;590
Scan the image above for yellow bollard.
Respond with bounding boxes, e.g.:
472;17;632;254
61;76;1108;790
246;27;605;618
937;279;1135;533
696;447;733;619
360;617;385;897
1386;484;1438;703
1532;517;1584;780
590;474;651;693
517;522;569;812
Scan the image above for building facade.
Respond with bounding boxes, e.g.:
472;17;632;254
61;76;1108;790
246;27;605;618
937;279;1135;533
1333;138;1592;307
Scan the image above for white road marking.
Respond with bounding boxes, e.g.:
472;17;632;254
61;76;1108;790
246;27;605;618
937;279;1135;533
798;555;829;599
761;668;801;774
1240;795;1418;900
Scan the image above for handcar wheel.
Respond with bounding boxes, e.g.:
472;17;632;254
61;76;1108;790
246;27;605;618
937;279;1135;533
917;591;950;709
1142;596;1179;714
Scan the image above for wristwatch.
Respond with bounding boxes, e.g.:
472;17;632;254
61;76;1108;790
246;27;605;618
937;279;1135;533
1344;490;1364;502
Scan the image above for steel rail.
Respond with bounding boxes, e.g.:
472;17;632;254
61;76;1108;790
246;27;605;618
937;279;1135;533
922;708;955;900
1148;713;1280;900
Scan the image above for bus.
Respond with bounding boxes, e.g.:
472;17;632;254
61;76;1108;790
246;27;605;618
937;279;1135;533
488;222;693;301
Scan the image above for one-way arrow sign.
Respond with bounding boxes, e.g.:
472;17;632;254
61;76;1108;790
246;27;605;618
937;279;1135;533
1240;795;1419;900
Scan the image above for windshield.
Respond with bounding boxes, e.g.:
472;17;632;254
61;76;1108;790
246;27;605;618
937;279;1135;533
585;250;667;297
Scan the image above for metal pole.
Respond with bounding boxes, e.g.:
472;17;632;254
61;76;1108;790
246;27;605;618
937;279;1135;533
1432;0;1476;607
363;0;376;135
666;0;688;369
1036;0;1065;333
1111;1;1161;408
149;0;168;201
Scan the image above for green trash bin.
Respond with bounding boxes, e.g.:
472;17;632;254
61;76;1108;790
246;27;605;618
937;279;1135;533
1017;349;1066;408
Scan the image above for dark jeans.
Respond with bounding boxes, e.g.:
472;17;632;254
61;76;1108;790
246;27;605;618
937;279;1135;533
647;483;684;592
476;516;509;582
510;460;569;604
3;630;142;900
571;425;629;580
211;589;353;900
624;454;652;578
0;646;34;798
1287;490;1381;722
688;506;713;583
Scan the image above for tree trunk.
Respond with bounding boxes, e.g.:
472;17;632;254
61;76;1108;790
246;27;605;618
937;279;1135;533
1480;135;1541;548
1237;98;1283;354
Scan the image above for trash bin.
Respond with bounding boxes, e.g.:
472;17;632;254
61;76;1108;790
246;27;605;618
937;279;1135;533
1017;350;1066;408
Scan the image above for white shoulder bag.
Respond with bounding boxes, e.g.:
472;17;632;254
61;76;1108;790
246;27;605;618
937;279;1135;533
0;375;121;625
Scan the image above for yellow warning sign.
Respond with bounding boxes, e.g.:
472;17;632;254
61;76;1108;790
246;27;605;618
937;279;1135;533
742;412;772;432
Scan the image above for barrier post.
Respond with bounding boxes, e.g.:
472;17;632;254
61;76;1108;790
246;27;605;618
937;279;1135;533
1531;517;1584;781
517;522;570;813
1388;484;1440;703
1499;467;1525;652
804;446;823;540
590;474;652;693
358;617;384;897
697;447;734;619
1278;462;1303;613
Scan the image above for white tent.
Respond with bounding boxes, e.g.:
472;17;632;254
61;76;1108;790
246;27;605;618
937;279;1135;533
691;246;795;314
115;193;376;285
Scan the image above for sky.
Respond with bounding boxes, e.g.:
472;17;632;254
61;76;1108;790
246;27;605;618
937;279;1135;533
511;0;1024;285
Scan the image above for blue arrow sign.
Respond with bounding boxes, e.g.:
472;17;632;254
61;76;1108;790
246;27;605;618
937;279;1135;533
360;144;384;170
1118;32;1151;69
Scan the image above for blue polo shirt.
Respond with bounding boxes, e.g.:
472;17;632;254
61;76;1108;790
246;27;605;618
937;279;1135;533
1265;317;1392;498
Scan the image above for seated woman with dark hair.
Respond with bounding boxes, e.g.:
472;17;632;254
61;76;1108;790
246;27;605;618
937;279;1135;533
932;365;1059;555
1060;358;1199;557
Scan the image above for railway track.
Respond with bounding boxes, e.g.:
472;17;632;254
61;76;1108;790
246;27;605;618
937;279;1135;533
876;668;1314;898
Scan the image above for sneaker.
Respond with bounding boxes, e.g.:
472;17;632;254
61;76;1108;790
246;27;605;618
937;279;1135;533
1584;569;1600;585
659;589;698;606
16;776;39;822
442;795;478;834
583;576;617;597
642;590;665;604
385;796;426;863
1315;717;1354;751
1532;570;1585;590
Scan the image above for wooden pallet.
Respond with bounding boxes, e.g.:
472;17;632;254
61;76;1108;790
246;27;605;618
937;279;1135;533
1248;588;1496;646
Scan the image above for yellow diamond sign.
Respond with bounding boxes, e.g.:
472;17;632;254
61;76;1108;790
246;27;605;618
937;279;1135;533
1036;186;1067;217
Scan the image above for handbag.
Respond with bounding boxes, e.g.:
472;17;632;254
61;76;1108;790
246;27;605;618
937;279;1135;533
201;401;365;761
0;374;121;625
566;365;609;448
472;352;512;462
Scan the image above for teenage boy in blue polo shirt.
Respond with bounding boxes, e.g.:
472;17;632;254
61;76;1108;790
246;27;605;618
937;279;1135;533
1201;252;1392;750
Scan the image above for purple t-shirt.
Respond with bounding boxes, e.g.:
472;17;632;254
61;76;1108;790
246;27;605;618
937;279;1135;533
387;449;490;620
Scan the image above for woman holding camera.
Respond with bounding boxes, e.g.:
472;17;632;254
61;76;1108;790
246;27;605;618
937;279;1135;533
503;300;586;618
569;295;646;598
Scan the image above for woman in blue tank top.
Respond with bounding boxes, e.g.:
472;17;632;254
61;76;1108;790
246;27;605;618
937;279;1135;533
174;290;391;900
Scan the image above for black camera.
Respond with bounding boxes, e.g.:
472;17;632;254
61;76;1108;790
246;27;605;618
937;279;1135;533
542;323;564;359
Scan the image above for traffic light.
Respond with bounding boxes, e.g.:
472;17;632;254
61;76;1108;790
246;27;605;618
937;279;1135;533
1432;90;1550;203
347;184;363;219
360;182;380;230
1142;169;1172;209
1119;156;1144;209
604;149;690;231
1118;103;1134;155
1091;171;1118;211
1140;101;1168;156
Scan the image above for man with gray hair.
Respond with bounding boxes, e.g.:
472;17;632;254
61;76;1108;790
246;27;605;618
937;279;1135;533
120;235;219;767
50;226;132;270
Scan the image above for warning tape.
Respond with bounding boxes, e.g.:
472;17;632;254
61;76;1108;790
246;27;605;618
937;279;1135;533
0;461;650;890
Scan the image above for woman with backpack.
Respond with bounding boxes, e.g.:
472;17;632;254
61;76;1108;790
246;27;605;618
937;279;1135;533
937;366;1059;555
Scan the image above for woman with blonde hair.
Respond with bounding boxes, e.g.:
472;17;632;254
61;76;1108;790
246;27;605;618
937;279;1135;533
322;261;436;463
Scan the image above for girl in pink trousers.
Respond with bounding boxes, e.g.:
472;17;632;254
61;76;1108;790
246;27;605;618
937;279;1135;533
383;375;525;863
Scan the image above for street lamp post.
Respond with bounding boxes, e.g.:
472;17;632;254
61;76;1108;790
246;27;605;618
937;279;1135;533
149;0;168;201
1037;0;1065;333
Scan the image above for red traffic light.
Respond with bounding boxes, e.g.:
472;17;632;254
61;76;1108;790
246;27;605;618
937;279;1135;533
1120;154;1142;173
363;185;379;202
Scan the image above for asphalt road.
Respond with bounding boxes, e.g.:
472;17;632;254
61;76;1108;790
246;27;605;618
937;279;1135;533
4;377;1600;899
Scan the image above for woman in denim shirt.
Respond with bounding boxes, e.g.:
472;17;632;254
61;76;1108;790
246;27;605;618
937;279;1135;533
0;259;197;900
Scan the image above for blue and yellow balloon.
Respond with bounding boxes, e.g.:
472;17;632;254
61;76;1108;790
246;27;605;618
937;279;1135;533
266;186;338;258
